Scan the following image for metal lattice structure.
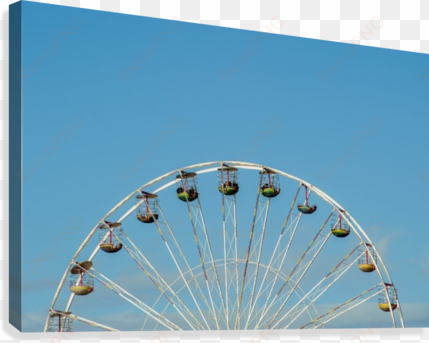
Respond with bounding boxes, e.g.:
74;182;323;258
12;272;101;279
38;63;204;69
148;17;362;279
44;161;405;332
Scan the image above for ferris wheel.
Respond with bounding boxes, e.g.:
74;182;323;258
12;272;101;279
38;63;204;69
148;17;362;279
44;161;405;332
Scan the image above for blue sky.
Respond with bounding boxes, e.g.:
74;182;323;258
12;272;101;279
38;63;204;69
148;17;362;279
19;1;429;332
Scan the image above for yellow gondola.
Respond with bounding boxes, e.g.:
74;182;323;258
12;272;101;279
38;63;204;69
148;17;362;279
70;261;94;296
358;244;376;273
378;303;398;312
378;283;398;312
359;264;376;272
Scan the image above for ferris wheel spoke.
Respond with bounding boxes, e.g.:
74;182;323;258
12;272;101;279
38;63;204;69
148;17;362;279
273;244;364;329
195;197;228;327
151;199;214;329
254;210;332;329
80;266;181;331
259;230;331;329
267;231;332;329
111;229;205;330
299;283;384;329
219;163;241;329
140;261;214;331
236;174;263;329
244;198;271;329
221;189;239;329
253;212;303;329
176;174;223;330
197;198;227;326
250;266;320;329
63;312;119;332
239;266;260;316
246;184;303;329
256;210;335;329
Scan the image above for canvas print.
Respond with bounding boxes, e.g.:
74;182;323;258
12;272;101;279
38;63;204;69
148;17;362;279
9;1;429;333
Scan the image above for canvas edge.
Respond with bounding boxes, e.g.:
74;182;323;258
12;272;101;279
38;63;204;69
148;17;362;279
8;0;22;333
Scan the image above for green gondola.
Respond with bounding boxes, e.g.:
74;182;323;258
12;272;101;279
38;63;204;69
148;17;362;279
331;228;350;237
218;183;239;196
297;204;317;214
261;186;281;198
177;189;199;202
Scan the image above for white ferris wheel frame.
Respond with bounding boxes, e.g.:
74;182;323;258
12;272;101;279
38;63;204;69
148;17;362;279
44;161;405;331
